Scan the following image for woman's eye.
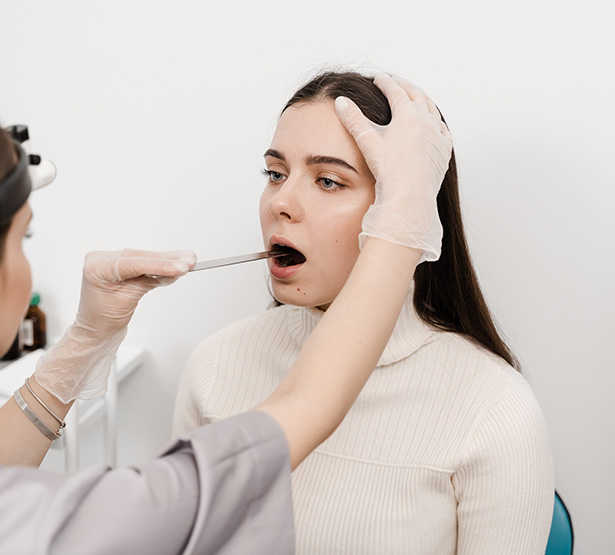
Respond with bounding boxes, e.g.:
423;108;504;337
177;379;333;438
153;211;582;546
24;227;34;239
318;177;344;191
262;169;285;183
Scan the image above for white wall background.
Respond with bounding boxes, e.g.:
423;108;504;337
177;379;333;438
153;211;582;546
2;1;613;552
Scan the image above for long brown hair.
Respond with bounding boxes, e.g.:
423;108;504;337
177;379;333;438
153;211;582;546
283;71;520;370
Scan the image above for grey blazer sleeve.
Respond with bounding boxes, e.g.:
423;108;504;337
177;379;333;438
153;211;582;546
0;411;295;555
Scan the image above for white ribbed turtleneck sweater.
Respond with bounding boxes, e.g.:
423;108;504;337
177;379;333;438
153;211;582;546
173;297;554;554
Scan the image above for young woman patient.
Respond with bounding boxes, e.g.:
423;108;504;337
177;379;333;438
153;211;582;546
174;71;554;554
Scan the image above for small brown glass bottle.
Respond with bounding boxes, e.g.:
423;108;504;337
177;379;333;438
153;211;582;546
22;292;47;351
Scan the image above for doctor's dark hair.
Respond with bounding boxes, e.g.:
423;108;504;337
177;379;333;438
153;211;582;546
0;127;17;262
282;71;520;371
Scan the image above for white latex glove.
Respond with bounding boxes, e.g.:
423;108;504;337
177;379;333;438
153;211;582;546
334;74;453;262
35;249;196;403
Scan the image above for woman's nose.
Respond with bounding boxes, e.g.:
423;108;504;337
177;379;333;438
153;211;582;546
268;179;304;222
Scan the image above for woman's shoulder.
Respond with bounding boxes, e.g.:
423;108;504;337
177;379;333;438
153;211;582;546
174;305;295;430
423;330;532;405
419;332;550;467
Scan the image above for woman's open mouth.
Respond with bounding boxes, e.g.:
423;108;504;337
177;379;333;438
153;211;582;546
270;243;306;279
273;244;307;267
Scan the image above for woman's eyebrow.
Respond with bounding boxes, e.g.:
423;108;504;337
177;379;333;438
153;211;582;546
263;149;285;161
263;149;358;174
305;155;358;174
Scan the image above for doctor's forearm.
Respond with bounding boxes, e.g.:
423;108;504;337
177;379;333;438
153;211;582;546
0;378;73;466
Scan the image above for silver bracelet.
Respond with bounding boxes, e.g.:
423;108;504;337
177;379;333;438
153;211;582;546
13;388;62;441
24;378;66;430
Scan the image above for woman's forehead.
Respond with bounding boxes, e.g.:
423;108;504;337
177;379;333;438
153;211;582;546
269;101;365;168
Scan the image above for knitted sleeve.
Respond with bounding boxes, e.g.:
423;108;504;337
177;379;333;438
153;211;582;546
172;338;217;437
452;380;554;554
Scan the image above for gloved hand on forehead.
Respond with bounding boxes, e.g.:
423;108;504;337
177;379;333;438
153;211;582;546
334;74;453;263
35;249;196;403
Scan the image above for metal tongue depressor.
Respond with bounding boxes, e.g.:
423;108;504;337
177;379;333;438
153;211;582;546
189;249;286;272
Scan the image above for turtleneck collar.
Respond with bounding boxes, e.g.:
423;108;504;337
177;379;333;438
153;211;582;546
284;284;436;367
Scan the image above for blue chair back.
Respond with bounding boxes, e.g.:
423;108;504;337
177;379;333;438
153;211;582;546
545;491;573;555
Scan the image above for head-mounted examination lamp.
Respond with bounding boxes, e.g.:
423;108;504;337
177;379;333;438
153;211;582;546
0;125;56;226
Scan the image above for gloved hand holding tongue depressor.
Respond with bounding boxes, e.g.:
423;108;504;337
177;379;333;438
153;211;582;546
35;249;196;403
334;74;453;263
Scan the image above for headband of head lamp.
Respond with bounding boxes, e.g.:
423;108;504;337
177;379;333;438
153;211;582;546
0;125;57;226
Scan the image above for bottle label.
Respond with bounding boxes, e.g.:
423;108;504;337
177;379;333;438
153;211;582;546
21;320;34;347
